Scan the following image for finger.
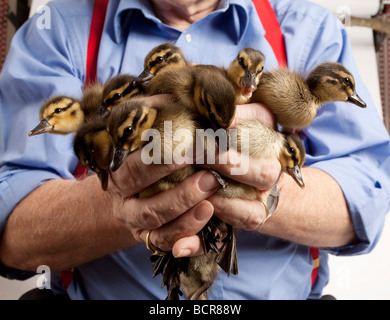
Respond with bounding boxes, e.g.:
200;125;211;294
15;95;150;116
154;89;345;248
109;148;187;196
140;200;214;252
208;194;268;231
115;170;220;240
204;147;282;191
172;235;204;258
231;103;276;128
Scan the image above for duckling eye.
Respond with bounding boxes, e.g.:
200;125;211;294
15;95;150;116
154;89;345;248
288;147;296;156
156;56;164;63
124;126;133;137
344;77;351;86
113;93;122;100
238;57;245;67
54;108;63;114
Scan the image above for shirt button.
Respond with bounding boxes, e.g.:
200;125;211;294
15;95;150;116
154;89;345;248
185;33;192;43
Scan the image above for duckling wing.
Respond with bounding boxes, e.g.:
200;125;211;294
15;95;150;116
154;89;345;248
150;252;187;300
215;224;238;276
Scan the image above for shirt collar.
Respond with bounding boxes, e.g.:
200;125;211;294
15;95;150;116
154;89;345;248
112;0;252;43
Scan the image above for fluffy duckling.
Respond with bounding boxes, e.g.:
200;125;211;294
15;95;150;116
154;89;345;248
96;74;144;118
73;118;113;191
28;82;104;136
107;97;198;195
251;62;366;131
134;42;188;83
229;120;305;191
226;48;265;104
135;43;236;130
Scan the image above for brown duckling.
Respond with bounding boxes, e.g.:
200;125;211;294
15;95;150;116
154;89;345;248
135;42;236;130
251;62;366;131
96;74;144;118
73;118;113;191
107;97;198;195
226;47;265;104
28;82;104;136
134;42;188;83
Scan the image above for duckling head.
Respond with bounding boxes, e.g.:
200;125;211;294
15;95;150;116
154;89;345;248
134;42;187;84
307;62;366;108
29;96;84;136
192;66;237;130
279;133;306;188
96;74;143;118
73;119;113;190
227;48;265;101
107;99;158;171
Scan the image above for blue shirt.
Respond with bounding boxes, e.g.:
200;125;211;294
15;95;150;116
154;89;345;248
1;0;390;299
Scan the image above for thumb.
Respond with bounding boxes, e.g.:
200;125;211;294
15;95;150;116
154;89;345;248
231;103;276;128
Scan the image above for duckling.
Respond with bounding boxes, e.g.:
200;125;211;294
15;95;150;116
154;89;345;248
226;47;265;104
96;74;144;118
134;42;188;84
107;97;198;197
251;62;366;131
135;43;236;130
73;118;113;191
229;120;305;190
29;96;82;136
28;82;104;136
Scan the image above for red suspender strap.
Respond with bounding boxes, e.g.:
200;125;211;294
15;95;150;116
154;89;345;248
252;0;319;287
252;0;287;67
62;0;109;290
85;0;110;86
72;0;109;180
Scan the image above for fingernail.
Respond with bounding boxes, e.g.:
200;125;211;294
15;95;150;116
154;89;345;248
198;171;220;192
194;200;214;222
175;249;192;258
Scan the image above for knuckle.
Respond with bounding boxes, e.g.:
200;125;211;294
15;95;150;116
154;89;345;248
138;205;162;230
256;160;281;190
240;205;264;230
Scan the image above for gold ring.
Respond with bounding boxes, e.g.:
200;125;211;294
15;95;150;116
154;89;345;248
258;197;270;227
145;230;168;256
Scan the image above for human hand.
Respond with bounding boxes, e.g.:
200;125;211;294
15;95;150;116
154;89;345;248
106;148;221;253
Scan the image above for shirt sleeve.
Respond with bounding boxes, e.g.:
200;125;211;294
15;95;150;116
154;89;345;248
0;4;88;238
278;2;390;255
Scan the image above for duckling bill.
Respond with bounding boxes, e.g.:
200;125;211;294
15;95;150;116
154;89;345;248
29;119;52;136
